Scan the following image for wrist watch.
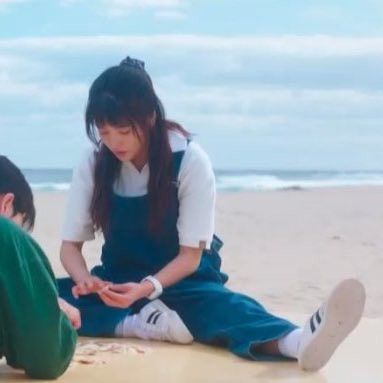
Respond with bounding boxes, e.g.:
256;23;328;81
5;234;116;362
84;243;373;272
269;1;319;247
141;275;163;300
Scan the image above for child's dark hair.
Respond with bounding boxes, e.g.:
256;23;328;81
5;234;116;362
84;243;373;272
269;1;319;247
0;156;36;230
85;57;189;235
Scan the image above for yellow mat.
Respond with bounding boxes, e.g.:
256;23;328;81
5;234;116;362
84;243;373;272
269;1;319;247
0;315;381;383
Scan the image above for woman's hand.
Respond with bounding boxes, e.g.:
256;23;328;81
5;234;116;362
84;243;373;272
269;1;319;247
72;275;110;298
98;281;153;308
57;297;81;330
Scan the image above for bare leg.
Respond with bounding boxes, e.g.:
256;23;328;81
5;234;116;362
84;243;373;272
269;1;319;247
252;340;281;356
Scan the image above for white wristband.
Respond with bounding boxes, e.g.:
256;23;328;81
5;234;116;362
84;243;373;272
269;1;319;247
141;275;163;300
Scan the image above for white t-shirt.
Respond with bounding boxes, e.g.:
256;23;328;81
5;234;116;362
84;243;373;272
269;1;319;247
62;130;216;249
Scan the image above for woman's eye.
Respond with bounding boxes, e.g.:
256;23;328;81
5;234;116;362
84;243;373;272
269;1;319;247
120;129;131;135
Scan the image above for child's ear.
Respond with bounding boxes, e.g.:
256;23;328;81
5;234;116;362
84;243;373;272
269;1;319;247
0;193;15;218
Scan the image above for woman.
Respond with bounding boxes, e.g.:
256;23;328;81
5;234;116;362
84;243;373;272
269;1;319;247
58;57;365;371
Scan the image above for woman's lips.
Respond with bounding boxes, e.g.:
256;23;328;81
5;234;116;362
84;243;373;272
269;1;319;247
114;151;128;157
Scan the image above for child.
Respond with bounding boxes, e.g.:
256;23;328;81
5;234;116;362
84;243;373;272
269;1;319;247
0;156;78;379
58;57;365;371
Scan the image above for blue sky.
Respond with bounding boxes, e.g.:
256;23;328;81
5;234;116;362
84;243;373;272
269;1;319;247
1;0;383;169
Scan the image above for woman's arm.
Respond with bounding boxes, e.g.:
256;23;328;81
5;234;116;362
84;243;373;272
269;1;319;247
154;142;215;289
153;244;204;288
98;245;205;308
60;240;107;296
60;240;89;282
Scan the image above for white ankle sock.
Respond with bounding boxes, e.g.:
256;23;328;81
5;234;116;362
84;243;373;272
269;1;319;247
277;328;303;359
115;315;137;337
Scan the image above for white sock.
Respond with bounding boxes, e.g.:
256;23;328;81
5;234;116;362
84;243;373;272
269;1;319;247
277;328;303;359
115;315;137;337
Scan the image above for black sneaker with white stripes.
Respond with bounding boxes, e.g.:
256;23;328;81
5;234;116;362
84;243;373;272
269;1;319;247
298;278;365;371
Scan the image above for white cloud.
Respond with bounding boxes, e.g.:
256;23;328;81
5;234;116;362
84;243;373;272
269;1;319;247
0;0;26;4
98;0;188;17
2;34;383;118
0;0;27;11
154;9;186;20
160;84;383;120
1;34;383;168
105;0;185;9
55;0;188;17
2;35;383;56
59;0;80;5
0;79;87;107
0;53;57;81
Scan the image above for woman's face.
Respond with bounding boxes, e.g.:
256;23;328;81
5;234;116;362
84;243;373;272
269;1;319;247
98;123;146;165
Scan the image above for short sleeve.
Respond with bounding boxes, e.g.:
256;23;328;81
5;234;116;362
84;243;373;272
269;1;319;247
177;142;216;249
61;148;96;242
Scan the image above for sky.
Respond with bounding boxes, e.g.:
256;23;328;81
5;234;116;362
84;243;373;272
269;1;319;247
1;0;383;170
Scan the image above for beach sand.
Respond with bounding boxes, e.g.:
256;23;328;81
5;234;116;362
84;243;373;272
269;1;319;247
1;315;382;382
33;186;383;318
1;186;382;382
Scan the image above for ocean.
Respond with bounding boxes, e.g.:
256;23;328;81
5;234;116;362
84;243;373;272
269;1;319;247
22;169;383;192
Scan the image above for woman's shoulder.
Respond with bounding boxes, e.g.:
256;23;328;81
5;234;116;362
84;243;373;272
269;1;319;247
184;141;211;169
172;139;213;182
168;129;188;152
168;130;210;161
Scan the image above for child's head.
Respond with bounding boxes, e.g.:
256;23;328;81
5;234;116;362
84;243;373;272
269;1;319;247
0;156;36;231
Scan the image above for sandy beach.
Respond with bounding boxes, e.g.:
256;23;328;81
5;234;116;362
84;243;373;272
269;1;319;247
32;186;383;318
2;185;382;382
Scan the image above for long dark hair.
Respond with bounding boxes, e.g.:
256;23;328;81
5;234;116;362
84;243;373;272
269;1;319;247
85;57;189;235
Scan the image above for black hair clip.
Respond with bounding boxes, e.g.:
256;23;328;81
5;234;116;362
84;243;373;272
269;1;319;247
120;56;145;70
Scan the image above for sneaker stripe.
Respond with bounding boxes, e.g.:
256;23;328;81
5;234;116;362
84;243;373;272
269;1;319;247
147;310;160;324
315;310;322;325
310;315;316;333
152;312;162;325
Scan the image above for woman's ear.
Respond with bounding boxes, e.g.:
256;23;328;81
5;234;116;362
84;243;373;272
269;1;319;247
0;193;15;218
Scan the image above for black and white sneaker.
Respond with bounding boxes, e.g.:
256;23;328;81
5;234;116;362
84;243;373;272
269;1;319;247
298;278;365;371
115;299;194;344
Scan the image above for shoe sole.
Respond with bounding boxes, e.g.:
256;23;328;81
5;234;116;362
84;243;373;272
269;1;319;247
298;278;366;371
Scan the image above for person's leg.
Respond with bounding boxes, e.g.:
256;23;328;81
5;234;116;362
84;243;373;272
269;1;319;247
57;278;193;343
161;278;365;371
252;279;365;368
255;328;302;358
161;280;298;360
0;217;76;379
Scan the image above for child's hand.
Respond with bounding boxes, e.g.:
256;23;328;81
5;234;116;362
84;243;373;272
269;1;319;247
57;297;81;330
72;275;109;298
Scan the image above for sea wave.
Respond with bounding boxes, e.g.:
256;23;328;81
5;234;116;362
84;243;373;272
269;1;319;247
215;171;383;191
27;170;383;192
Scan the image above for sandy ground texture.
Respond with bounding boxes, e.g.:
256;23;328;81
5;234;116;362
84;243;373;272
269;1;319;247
32;186;383;318
0;186;382;382
0;315;381;382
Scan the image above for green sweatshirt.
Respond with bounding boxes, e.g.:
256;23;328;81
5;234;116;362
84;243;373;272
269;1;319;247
0;216;77;379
